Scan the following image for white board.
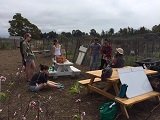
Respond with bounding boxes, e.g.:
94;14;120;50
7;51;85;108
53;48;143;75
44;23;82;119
76;52;85;65
118;67;153;98
76;46;87;65
79;46;87;53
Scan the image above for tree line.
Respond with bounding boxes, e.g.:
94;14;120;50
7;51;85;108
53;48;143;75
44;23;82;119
8;13;160;40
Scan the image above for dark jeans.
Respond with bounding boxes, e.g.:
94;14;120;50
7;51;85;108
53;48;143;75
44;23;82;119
22;58;26;66
99;59;107;69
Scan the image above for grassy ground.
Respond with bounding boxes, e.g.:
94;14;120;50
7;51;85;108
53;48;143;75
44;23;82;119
0;49;160;120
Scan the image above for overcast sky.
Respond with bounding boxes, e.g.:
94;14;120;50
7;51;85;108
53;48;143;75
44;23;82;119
0;0;160;37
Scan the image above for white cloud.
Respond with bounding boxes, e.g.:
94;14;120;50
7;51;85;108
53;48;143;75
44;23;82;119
0;0;160;37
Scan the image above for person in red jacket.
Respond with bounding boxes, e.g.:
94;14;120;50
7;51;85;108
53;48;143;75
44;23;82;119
99;39;112;69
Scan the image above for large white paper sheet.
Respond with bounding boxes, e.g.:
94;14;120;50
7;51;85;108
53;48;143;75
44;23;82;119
118;67;153;98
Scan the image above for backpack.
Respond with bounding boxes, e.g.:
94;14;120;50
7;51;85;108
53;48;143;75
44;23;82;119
20;39;24;58
101;65;113;81
19;39;26;66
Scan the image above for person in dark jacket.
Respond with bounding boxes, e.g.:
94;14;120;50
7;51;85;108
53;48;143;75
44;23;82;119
29;64;63;92
112;48;125;68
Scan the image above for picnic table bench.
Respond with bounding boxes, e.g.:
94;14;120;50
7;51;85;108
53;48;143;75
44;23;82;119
49;58;81;77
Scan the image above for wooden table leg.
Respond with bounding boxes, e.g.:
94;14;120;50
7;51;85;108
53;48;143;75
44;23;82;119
89;76;96;85
87;76;96;93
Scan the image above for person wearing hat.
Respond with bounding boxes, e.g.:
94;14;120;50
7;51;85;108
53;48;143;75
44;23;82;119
112;48;125;68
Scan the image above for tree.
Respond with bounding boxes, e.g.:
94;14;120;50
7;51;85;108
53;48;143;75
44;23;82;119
135;26;150;34
127;27;134;35
72;30;83;37
89;29;100;37
8;13;42;39
108;28;114;36
61;32;72;38
152;24;160;33
118;28;127;36
101;30;105;38
47;31;58;39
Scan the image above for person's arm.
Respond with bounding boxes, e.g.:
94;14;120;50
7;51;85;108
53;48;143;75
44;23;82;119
44;74;48;83
111;56;117;67
60;44;63;55
89;44;92;56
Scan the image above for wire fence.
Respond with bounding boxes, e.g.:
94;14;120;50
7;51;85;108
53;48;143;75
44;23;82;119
1;34;160;66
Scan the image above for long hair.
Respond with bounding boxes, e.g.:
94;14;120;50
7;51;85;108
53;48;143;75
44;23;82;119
24;33;31;39
53;39;58;45
39;64;49;71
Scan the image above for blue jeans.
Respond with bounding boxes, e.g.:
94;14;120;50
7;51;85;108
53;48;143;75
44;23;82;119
90;55;100;70
29;85;41;92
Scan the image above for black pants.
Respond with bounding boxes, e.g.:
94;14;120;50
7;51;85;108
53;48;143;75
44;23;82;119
22;58;26;67
99;58;107;69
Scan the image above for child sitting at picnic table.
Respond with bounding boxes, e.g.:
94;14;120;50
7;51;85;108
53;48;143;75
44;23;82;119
29;64;64;92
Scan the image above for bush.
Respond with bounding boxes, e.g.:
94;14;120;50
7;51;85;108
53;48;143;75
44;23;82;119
0;92;7;102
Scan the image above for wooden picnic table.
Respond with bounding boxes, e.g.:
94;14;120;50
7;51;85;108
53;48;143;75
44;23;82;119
84;68;160;119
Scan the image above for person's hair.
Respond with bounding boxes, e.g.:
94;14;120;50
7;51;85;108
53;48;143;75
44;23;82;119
94;38;99;42
24;33;31;39
104;38;110;43
39;64;49;71
115;52;123;57
53;39;58;45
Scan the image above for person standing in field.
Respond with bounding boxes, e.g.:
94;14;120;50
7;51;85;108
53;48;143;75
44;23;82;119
52;39;62;60
89;38;101;70
99;39;112;69
22;33;36;81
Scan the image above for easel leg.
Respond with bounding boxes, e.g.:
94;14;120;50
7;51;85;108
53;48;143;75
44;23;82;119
156;96;160;102
113;82;119;95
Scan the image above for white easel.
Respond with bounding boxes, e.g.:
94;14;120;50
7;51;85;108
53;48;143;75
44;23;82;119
76;46;88;65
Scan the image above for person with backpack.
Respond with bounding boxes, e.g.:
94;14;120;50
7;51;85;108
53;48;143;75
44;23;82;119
29;64;64;92
22;33;36;81
19;37;26;69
